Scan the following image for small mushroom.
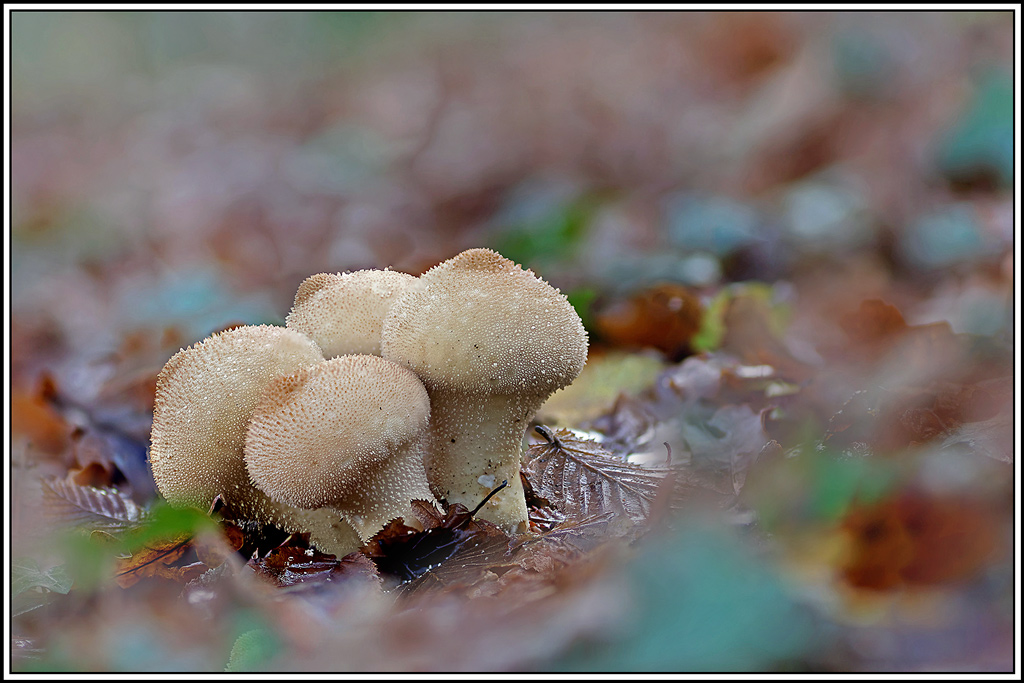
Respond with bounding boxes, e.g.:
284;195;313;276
380;248;588;530
244;354;436;541
286;269;418;357
148;324;362;557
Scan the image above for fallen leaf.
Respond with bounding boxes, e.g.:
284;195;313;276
537;351;665;426
193;523;246;570
942;412;1014;464
11;557;74;606
10;377;72;455
587;393;658;457
114;535;200;589
248;545;380;590
824;380;1006;454
365;499;510;586
840;490;1003;591
675;404;770;493
594;283;704;360
523;427;712;533
41;477;142;531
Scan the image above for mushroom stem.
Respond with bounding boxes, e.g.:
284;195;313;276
422;390;530;529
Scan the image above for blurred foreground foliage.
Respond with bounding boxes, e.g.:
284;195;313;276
9;10;1015;674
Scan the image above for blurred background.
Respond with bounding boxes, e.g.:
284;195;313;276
9;10;1017;673
11;11;1014;360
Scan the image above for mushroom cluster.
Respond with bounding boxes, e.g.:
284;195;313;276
148;248;588;548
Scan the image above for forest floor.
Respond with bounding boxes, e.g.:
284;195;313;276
8;11;1017;673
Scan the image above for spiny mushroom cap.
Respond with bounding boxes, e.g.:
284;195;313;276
380;248;589;397
244;354;432;511
149;325;325;510
286;269;418;357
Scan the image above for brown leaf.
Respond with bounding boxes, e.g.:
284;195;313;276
114;536;199;589
193;523;246;569
720;291;811;382
522;427;705;532
249;545;380;589
41;477;142;531
840;490;1003;591
839;299;908;347
365;501;511;586
594;283;703;361
835;299;982;388
10;379;72;455
588;393;657;457
394;527;512;597
824;380;1007;454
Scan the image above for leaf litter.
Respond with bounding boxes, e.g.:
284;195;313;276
8;11;1016;674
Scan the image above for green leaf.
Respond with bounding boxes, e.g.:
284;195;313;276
691;288;730;353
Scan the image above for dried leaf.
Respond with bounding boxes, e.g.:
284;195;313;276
824;380;1004;454
193;523;246;569
522;427;703;531
594;283;704;360
675;404;769;491
840;490;1003;591
41;477;142;531
588;393;658;457
365;501;511;586
10;383;72;455
37;372;157;499
394;527;512;596
942;412;1014;464
114;535;199;588
839;298;908;347
248;545;379;589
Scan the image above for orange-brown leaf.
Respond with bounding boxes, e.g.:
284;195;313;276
594;283;703;360
840;491;1002;591
115;536;197;589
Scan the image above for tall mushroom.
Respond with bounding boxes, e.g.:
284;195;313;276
244;354;436;541
285;269;418;357
148;325;362;557
380;248;589;530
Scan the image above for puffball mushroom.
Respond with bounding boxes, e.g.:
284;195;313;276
148;324;362;557
380;248;589;530
244;354;436;541
286;269;418;357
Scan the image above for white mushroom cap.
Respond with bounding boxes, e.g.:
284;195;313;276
148;325;362;556
380;248;589;529
285;269;418;357
244;354;436;541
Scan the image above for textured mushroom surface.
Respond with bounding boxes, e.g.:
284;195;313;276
148;324;362;556
380;248;589;529
286;269;417;357
245;354;436;541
